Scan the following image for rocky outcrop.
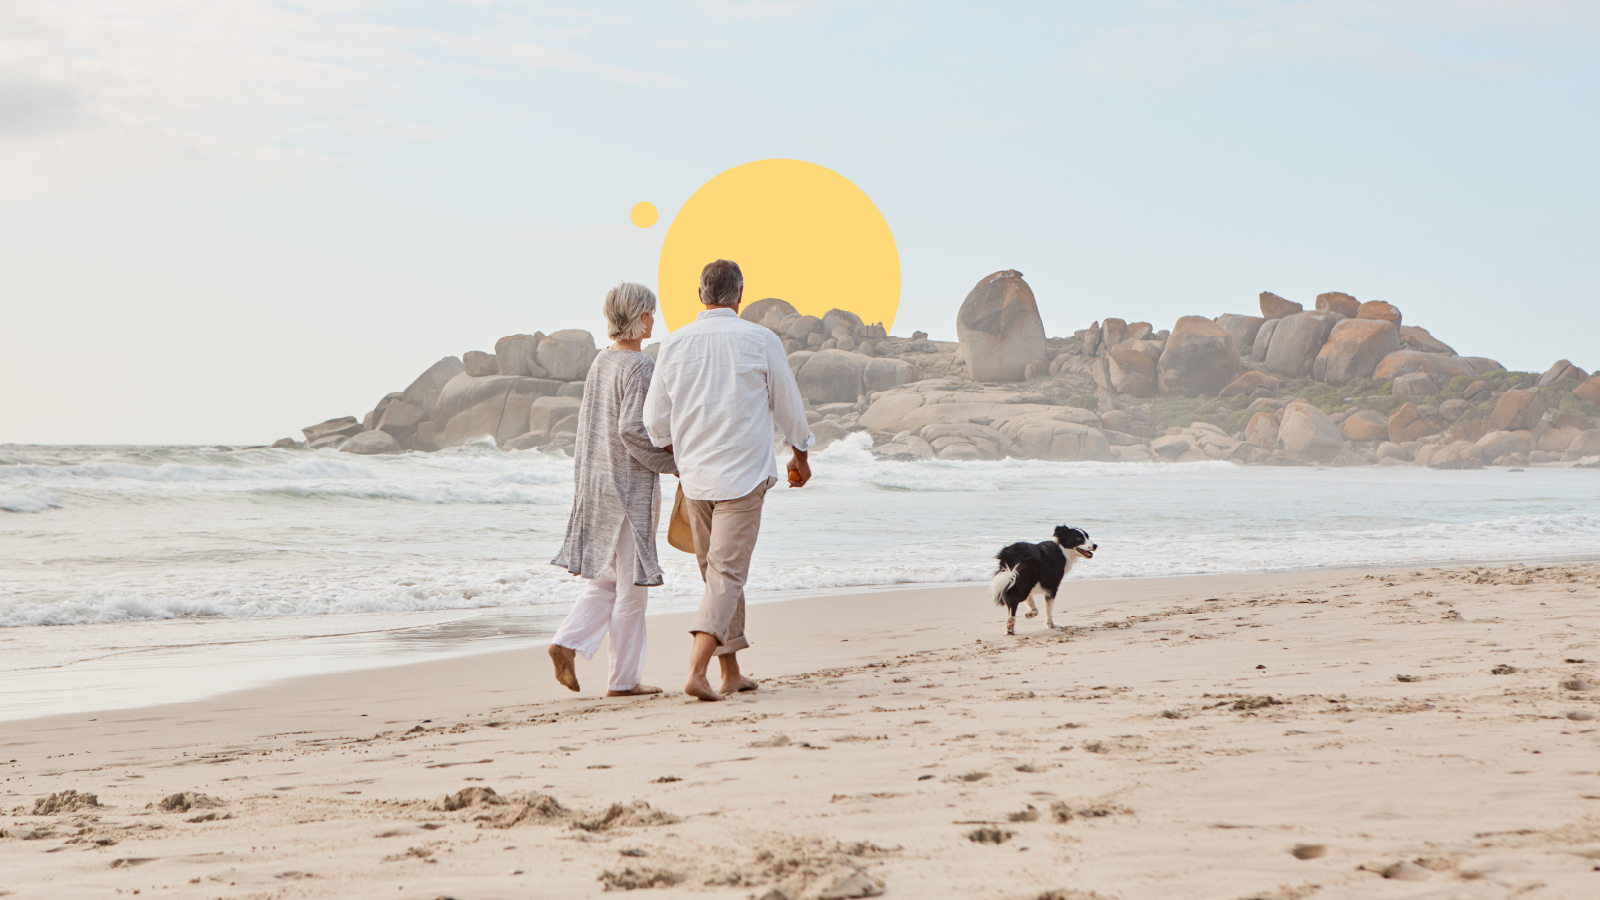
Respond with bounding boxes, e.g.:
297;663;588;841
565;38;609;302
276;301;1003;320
1263;311;1342;378
1538;359;1588;387
1315;292;1360;318
955;270;1047;382
1313;319;1400;384
1574;376;1600;404
1392;372;1438;399
1278;401;1343;462
1250;318;1279;363
1260;292;1302;320
1245;410;1279;448
401;357;465;419
1157;316;1243;396
862;357;919;394
1342;410;1388;441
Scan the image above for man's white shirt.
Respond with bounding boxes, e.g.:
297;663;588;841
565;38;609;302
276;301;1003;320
643;307;816;501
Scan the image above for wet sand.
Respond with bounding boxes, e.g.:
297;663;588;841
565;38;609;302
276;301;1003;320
4;564;1600;899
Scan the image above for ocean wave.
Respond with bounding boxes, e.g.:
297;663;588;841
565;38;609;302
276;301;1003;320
0;489;61;513
0;457;379;484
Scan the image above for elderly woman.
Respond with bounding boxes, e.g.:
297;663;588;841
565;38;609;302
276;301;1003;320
547;282;677;696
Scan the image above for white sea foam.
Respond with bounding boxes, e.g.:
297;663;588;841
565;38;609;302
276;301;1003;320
2;443;1597;628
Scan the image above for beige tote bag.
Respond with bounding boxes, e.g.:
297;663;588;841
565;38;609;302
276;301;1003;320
666;483;695;554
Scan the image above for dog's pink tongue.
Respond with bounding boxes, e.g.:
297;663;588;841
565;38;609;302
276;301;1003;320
1079;549;1094;558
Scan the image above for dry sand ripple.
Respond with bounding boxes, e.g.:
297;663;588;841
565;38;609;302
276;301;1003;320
3;564;1600;898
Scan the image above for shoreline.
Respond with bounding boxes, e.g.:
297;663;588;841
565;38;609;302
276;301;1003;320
5;561;1600;897
7;549;1600;725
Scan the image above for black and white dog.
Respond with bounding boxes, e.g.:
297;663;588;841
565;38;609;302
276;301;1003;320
988;526;1097;634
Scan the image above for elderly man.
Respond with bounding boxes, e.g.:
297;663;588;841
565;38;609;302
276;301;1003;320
643;259;815;702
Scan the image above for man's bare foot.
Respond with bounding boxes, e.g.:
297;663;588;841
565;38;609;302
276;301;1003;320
722;675;759;693
606;684;662;697
548;644;579;692
684;673;724;702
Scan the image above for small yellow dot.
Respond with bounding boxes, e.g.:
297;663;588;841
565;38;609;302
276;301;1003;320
630;201;658;228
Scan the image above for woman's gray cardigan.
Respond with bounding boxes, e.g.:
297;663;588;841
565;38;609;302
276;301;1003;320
551;349;678;587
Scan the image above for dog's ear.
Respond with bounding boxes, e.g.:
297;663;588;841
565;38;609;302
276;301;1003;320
1053;525;1083;547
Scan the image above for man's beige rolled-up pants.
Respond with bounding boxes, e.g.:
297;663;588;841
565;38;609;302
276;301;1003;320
684;480;771;655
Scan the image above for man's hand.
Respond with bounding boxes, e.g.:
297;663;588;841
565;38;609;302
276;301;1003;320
787;448;811;487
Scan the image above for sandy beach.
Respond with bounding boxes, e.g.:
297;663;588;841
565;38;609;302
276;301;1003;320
4;563;1600;899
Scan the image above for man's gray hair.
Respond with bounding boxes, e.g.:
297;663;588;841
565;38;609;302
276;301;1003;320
604;282;657;341
699;259;743;307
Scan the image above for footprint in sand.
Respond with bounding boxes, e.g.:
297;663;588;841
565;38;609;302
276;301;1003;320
1290;843;1327;860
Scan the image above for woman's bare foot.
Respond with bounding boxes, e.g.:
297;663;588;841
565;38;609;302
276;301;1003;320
684;673;724;701
606;684;662;697
722;674;759;693
548;644;580;692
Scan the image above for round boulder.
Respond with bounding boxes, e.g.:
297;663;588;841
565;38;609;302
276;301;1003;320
1373;351;1500;381
1573;376;1600;404
1157;316;1244;397
1245;410;1279;447
1215;314;1266;353
955;270;1047;382
1392;372;1438;399
1108;348;1157;397
1313;319;1400;384
1491;389;1545;432
741;298;798;329
1342;410;1389;442
342;430;403;455
863;357;919;393
1315;292;1361;318
1250;318;1280;363
1277;401;1343;463
1220;371;1279;397
797;349;868;403
1263;311;1343;378
536;329;598;381
1357;301;1401;328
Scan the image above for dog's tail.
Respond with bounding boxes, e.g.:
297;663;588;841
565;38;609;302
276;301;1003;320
989;565;1018;607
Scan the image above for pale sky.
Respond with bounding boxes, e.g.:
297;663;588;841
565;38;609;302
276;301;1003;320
2;1;1596;445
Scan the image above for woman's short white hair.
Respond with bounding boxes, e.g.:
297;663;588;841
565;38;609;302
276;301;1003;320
604;282;657;341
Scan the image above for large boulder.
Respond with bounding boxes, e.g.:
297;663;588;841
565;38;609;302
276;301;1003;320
302;416;363;444
1538;359;1588;387
1157;316;1244;396
1250;318;1279;363
401;356;465;417
1569;430;1600;457
797;349;869;403
1476;430;1530;460
1392;372;1439;399
1397;325;1456;355
341;430;403;455
998;421;1112;462
432;374;553;448
1315;292;1360;318
1220;371;1279;397
1388;402;1446;443
1245;410;1279;447
1357;301;1401;328
1373;351;1501;381
495;334;547;377
364;392;405;431
1215;314;1266;353
1313;319;1400;384
1102;318;1128;348
1573;376;1600;404
742;298;797;330
862;357;919;393
536;329;598;381
1107;347;1157;396
1448;417;1492;444
784;315;825;343
955;270;1047;382
527;395;582;439
786;350;815;379
1259;292;1302;320
1081;322;1102;357
1491;389;1545;432
377;399;428;446
822;308;865;336
1263;311;1342;378
1277;401;1343;462
463;350;499;377
1342;410;1389;442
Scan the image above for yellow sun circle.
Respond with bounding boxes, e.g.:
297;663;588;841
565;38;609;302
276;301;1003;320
630;201;658;228
657;159;900;332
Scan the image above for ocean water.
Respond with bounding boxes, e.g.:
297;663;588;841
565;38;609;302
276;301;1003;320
3;437;1598;718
